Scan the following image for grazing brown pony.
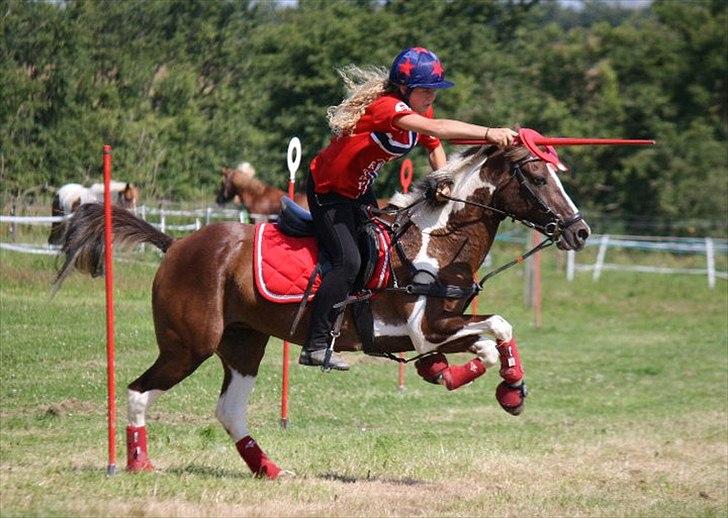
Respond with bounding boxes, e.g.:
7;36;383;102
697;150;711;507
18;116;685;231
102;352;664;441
48;181;139;245
215;162;308;219
54;143;590;479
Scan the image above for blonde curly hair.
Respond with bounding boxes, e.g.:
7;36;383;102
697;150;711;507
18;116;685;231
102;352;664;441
326;65;398;137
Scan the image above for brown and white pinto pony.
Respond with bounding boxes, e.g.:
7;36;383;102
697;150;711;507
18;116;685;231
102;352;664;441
48;181;139;245
53;143;590;479
215;162;309;220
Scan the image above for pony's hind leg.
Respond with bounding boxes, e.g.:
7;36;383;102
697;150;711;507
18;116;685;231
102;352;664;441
126;347;211;472
215;327;283;479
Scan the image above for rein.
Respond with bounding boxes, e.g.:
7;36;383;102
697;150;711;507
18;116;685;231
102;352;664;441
373;155;578;304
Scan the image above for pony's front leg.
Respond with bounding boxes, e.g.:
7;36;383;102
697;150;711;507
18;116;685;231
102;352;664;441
413;313;527;414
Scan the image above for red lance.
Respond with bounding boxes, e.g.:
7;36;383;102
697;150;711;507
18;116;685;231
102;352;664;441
451;128;655;167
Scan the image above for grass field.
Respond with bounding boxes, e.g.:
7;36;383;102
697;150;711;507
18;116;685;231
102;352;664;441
1;242;726;517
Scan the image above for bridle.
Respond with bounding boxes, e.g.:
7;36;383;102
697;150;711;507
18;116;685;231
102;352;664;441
439;155;583;241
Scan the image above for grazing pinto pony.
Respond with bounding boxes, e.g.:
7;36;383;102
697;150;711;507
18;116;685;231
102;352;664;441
48;181;139;245
54;142;590;479
215;163;308;221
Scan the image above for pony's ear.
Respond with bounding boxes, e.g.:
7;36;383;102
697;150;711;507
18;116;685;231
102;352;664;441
124;183;132;191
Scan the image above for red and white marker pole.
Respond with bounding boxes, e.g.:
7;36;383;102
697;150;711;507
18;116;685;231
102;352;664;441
398;159;414;392
281;137;301;429
102;145;116;475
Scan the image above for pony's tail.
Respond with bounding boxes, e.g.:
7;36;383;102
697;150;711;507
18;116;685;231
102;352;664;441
52;203;173;293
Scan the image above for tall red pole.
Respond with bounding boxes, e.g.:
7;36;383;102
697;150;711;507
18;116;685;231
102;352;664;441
398;160;414;392
281;137;301;429
102;145;116;475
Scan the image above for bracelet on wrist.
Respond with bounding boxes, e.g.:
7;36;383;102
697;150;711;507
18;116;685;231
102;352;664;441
485;128;490;139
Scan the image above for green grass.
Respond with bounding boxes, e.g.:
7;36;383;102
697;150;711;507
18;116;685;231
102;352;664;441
1;244;726;517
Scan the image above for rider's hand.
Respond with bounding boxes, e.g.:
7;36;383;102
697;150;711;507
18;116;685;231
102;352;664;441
435;181;452;203
485;127;518;148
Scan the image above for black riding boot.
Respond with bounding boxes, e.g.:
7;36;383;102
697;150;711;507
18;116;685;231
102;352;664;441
300;300;350;370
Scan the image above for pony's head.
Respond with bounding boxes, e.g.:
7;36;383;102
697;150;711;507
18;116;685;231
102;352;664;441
216;167;236;205
118;183;139;210
216;163;256;205
489;146;590;250
391;144;590;251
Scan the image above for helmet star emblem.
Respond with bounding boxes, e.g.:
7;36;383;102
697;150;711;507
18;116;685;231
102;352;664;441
431;61;444;77
398;58;414;77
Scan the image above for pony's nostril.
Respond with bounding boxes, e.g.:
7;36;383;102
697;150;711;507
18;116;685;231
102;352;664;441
577;228;590;241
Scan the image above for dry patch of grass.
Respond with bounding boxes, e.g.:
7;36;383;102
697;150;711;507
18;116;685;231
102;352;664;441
2;412;723;517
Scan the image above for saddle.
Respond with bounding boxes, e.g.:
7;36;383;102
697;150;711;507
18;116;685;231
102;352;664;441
253;197;390;354
253;197;390;304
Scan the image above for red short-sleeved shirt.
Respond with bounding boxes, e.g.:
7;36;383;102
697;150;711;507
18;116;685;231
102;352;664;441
310;92;441;199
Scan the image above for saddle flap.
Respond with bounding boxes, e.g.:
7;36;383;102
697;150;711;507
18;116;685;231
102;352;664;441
254;223;321;303
253;221;391;304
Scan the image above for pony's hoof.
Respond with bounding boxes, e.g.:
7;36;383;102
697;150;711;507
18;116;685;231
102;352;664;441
126;459;154;473
496;380;527;416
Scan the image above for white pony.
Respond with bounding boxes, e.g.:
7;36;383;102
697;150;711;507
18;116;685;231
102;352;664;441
48;181;139;245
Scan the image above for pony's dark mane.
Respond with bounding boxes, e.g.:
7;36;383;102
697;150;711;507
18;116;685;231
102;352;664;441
389;144;534;209
390;145;496;208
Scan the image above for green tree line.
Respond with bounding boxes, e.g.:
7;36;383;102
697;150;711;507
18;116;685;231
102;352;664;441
2;0;726;234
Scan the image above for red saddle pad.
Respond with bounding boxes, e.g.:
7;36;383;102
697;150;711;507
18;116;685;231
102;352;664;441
253;222;390;304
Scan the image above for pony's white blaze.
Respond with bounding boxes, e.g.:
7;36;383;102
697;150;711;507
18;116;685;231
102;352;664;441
215;369;255;442
128;388;163;427
547;163;578;213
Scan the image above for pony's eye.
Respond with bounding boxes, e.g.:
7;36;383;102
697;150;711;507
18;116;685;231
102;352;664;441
532;177;547;187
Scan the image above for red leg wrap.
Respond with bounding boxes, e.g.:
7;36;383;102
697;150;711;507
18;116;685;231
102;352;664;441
496;381;528;416
497;338;524;384
415;353;449;384
495;337;527;415
441;358;486;391
236;436;282;480
126;425;154;472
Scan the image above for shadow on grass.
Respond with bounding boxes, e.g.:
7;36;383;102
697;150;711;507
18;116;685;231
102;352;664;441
321;472;426;485
59;463;247;479
166;464;248;479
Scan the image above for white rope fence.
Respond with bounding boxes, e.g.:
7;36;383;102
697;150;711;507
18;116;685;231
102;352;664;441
0;205;262;255
3;208;726;288
566;234;728;288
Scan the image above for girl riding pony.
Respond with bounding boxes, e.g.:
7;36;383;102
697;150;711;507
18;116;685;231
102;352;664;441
300;47;517;370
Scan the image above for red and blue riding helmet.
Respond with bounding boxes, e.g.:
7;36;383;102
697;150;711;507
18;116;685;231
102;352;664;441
389;47;454;90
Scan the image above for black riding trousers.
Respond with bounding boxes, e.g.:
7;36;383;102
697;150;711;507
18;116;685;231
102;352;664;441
304;177;373;351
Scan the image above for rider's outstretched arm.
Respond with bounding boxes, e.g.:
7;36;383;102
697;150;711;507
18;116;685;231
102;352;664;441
396;113;517;148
